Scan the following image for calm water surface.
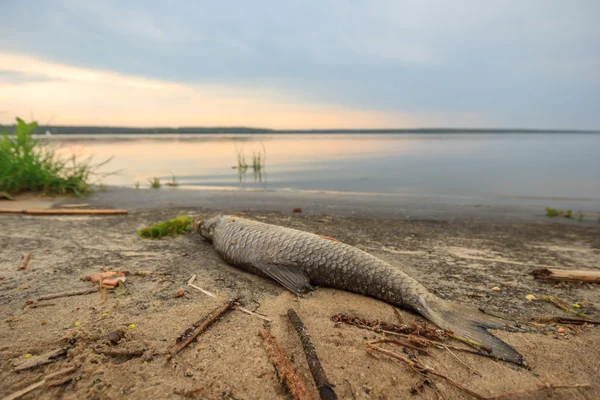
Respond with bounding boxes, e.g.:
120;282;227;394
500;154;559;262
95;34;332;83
49;133;600;205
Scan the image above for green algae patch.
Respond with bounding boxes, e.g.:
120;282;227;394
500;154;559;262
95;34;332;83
137;215;194;239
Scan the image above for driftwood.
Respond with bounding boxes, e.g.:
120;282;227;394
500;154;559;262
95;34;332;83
260;326;312;400
0;209;128;215
2;366;77;400
288;309;337;400
532;268;600;283
14;347;70;372
17;253;31;270
37;288;98;301
168;298;236;357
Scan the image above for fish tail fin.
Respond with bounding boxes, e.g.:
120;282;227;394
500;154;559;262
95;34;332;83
420;297;526;366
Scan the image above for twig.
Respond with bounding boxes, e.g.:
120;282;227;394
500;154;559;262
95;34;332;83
260;326;312;400
542;295;588;318
370;345;590;400
288;309;337;400
368;345;486;399
14;347;70;372
2;366;77;400
188;283;217;298
186;274;217;297
187;275;272;322
234;305;272;322
17;254;31;270
333;314;492;358
168;298;236;357
367;338;432;356
442;345;482;377
37;288;98;301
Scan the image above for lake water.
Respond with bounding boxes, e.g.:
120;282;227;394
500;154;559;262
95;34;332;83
48;133;600;207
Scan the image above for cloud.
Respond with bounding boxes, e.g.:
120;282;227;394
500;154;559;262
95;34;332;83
0;52;485;128
0;0;598;128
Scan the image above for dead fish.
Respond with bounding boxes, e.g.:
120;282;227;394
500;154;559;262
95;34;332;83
195;215;526;365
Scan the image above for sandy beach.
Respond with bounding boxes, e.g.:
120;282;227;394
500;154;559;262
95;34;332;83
1;191;599;399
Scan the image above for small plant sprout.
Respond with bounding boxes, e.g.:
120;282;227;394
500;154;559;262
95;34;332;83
134;182;140;189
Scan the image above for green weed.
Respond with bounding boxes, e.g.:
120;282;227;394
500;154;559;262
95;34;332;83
134;182;140;190
546;207;586;222
148;177;161;189
137;215;194;239
0;117;106;196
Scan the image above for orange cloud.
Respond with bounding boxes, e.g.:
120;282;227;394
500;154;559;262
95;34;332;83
0;52;485;129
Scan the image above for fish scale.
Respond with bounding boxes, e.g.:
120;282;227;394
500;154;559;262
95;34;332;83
196;215;527;365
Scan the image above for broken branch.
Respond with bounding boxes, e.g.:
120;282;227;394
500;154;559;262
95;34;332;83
532;268;600;283
260;326;312;400
288;309;337;400
168;298;236;357
14;347;70;372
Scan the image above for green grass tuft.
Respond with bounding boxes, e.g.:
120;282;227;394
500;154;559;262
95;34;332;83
0;117;106;196
545;207;587;222
137;215;194;239
148;177;161;189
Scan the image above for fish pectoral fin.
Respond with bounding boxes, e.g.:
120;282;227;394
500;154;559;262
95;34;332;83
251;262;313;295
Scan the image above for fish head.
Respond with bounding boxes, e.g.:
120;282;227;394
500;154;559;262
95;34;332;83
194;215;224;242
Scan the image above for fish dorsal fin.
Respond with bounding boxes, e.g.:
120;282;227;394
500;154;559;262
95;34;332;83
251;261;313;295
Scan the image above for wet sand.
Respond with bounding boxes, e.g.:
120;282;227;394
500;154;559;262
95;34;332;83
1;194;599;399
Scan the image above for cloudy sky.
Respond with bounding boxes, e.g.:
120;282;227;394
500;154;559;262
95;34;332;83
0;1;598;129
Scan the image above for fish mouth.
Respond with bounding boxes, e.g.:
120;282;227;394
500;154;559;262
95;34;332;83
193;219;203;234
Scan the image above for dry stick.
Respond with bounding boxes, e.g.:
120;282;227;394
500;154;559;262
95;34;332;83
260;326;312;400
233;305;272;322
187;274;217;297
37;288;98;301
532;268;600;283
168;298;236;357
288;309;338;400
442;345;482;377
14;347;69;372
338;318;493;359
367;338;432;356
370;346;590;400
369;345;486;399
17;253;31;270
2;366;77;400
187;275;271;322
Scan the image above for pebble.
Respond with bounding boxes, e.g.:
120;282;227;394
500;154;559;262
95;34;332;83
491;286;501;292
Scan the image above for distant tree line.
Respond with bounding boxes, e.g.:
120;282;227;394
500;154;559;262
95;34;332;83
1;123;596;135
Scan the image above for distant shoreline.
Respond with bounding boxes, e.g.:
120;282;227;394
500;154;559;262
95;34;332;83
2;125;600;135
